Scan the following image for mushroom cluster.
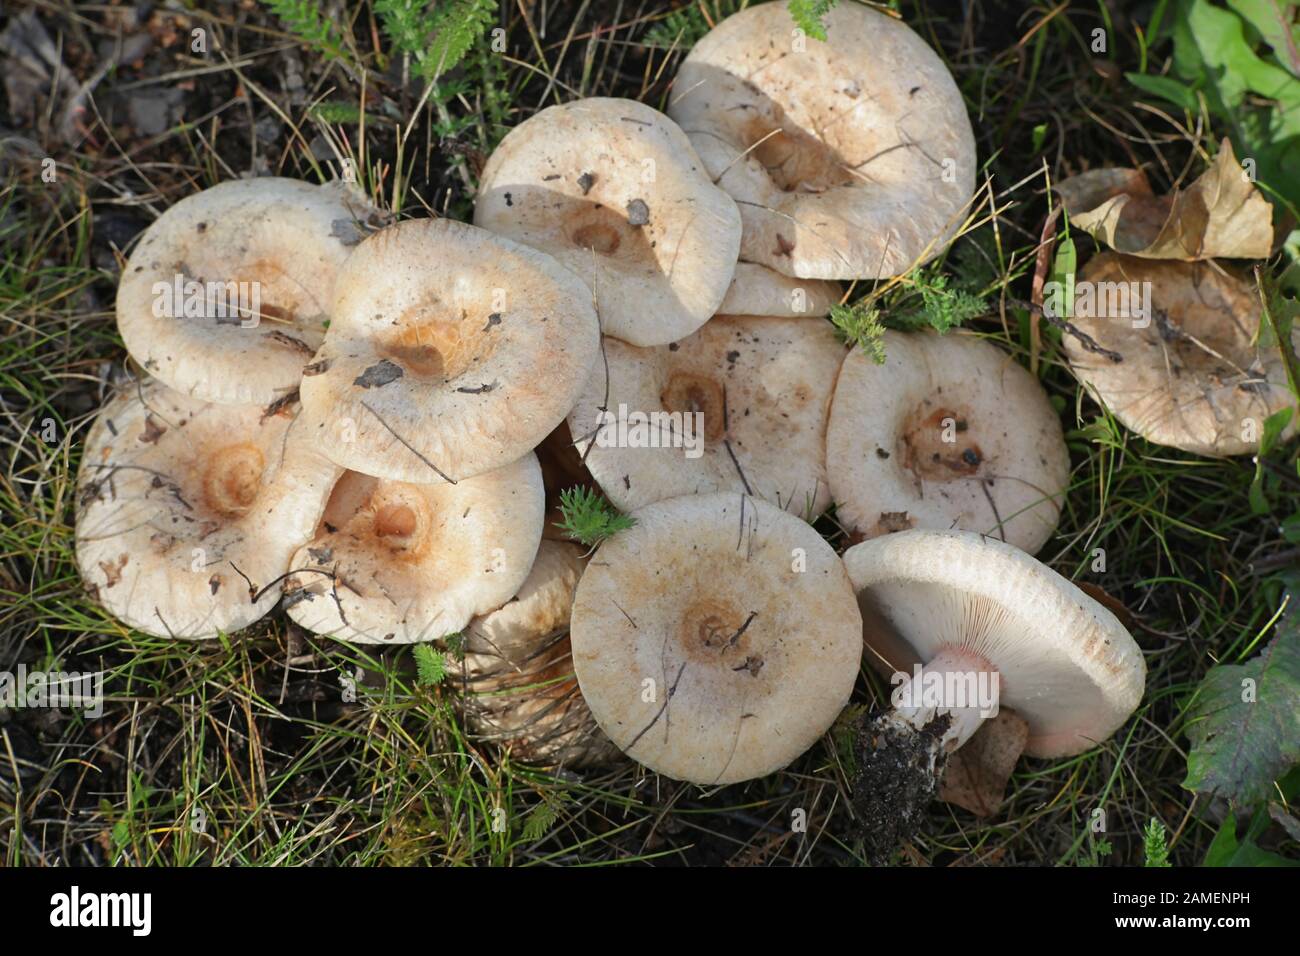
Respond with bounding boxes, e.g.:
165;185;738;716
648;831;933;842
77;1;1148;820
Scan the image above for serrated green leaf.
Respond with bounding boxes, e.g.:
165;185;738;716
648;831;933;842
555;486;635;547
1184;578;1300;806
788;0;838;42
412;644;446;686
520;801;558;842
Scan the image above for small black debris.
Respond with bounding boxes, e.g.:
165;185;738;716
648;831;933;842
626;199;650;226
354;359;404;388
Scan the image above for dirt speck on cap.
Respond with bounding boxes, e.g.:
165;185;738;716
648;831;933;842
139;415;167;444
353;359;404;389
99;554;129;588
626;198;650;226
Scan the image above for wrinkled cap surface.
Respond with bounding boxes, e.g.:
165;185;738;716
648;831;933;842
475;97;742;346
299;218;600;482
571;493;863;784
844;529;1146;758
116;178;382;405
284;453;544;643
567;315;846;515
457;540;622;768
827;331;1069;552
1062;253;1296;456
668;3;976;279
75;378;338;638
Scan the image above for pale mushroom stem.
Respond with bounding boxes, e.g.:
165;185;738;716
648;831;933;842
888;646;999;754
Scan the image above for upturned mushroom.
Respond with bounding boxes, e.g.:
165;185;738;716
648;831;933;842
299;218;600;483
474;97;742;346
75;378;339;638
567;315;846;515
843;529;1145;857
667;2;976;279
570;493;863;785
1060;253;1297;456
455;540;621;768
283;453;544;644
116;177;383;406
826;330;1070;552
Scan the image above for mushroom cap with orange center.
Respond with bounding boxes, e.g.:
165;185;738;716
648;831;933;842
827;331;1069;553
1062;253;1297;456
284;453;544;643
844;529;1146;758
474;97;742;346
667;3;976;280
75;379;339;638
570;493;863;784
299;218;600;483
567;315;846;516
116;178;382;405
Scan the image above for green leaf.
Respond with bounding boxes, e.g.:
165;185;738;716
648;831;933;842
645;4;744;51
829;300;886;362
1047;236;1077;319
1204;809;1300;866
520;801;559;842
1184;576;1300;806
376;0;496;82
1166;0;1300;217
788;0;838;42
555;486;635;548
262;0;353;66
1143;818;1173;866
1124;72;1201;111
1258;269;1300;401
1226;0;1300;78
1249;407;1294;514
1031;123;1048;153
412;644;446;686
892;269;988;334
443;631;466;662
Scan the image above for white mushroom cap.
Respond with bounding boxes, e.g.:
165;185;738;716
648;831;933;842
75;379;339;638
570;493;863;784
299;218;600;483
668;3;976;279
844;529;1146;758
456;541;621;768
567;316;846;516
474;97;742;346
116;178;381;405
284;453;544;644
1062;253;1296;456
826;331;1069;553
717;262;841;317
